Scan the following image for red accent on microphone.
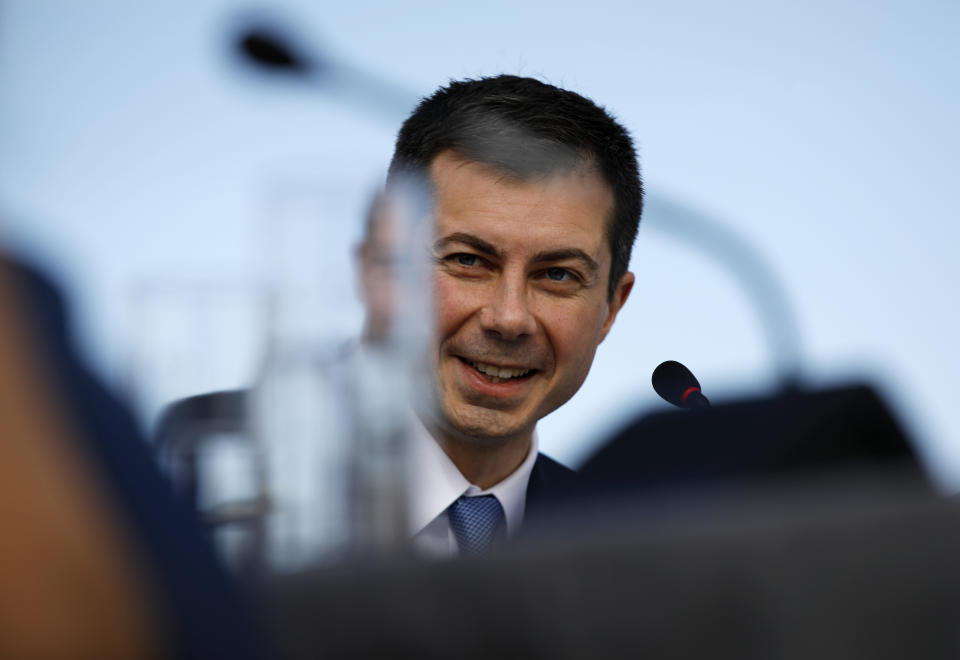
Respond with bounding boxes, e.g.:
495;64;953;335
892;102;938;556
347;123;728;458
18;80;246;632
681;386;700;406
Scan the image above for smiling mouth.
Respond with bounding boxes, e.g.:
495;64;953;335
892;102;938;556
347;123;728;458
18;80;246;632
460;358;536;384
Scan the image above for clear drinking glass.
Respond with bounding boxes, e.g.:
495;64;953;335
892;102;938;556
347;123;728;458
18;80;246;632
250;176;434;573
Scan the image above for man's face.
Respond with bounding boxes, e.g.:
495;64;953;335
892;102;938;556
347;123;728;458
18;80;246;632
428;150;634;446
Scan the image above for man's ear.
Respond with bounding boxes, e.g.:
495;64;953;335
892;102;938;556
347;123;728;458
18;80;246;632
599;271;634;343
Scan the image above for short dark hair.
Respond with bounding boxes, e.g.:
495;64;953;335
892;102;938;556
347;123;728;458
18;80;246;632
388;75;642;300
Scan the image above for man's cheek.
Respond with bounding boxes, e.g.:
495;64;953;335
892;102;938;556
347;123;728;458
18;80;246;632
432;279;457;336
432;276;471;327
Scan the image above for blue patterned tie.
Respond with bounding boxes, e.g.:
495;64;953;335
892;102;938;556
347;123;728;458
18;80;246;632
448;495;505;555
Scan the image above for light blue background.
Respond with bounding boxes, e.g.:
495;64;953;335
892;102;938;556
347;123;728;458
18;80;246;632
1;1;957;486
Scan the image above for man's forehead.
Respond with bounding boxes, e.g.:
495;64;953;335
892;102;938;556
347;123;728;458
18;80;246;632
428;151;614;255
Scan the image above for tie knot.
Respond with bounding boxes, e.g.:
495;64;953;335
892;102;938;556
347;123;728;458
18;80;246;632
448;495;505;555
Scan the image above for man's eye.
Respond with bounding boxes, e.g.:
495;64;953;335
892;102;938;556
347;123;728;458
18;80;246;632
545;267;572;281
454;254;480;267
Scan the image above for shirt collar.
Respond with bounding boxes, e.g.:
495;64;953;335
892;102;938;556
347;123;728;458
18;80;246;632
408;417;539;538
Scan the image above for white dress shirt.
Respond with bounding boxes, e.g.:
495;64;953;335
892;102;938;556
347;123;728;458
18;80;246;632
408;417;539;558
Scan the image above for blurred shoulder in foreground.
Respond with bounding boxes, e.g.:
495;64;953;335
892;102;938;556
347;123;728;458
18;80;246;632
0;253;270;659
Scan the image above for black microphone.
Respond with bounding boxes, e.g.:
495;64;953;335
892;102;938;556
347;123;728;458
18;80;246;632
230;18;416;121
237;28;316;74
652;360;710;410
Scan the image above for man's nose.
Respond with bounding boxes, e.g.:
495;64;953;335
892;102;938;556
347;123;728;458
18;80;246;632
478;274;537;341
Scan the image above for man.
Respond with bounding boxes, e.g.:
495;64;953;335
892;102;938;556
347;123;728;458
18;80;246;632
362;75;642;556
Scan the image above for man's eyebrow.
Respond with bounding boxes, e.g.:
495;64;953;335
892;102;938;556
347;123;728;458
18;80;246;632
532;249;600;277
433;232;501;259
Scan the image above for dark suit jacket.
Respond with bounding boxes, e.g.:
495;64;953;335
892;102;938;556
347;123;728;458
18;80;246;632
523;452;579;531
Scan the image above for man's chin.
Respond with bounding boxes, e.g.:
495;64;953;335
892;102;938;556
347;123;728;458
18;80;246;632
426;404;534;448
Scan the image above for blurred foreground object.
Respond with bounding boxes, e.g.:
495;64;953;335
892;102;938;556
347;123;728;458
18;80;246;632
269;481;958;659
0;261;158;658
0;253;268;658
252;177;432;571
156;180;434;574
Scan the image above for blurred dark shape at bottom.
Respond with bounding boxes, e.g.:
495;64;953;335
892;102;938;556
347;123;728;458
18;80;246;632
270;480;958;659
577;384;928;498
0;253;270;659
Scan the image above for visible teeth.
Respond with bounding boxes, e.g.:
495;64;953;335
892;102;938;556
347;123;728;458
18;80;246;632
468;360;531;380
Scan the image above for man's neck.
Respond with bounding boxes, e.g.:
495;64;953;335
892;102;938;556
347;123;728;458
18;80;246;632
425;423;534;490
